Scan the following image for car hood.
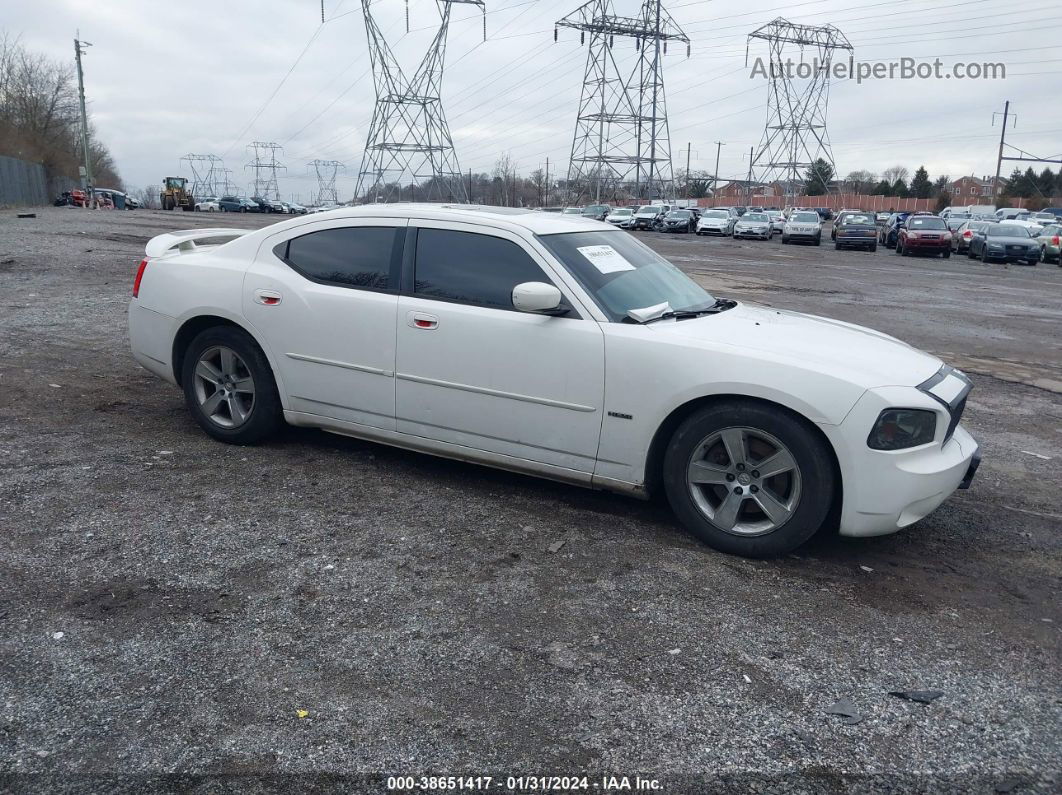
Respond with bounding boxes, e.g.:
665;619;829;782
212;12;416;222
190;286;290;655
647;302;943;389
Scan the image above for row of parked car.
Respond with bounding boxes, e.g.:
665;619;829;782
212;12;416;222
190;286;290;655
193;196;317;214
875;207;1062;265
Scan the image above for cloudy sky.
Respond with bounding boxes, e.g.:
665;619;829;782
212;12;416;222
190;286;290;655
8;0;1061;200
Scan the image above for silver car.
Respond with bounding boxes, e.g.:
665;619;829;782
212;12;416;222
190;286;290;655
765;210;785;234
782;211;823;245
733;212;773;240
695;208;735;236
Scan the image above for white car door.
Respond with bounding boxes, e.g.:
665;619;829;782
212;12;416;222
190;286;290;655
395;222;605;474
243;217;406;430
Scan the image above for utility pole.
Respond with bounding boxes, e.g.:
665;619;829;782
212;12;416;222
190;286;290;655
745;146;754;206
712;141;725;199
468;168;473;204
545;157;550;207
73;34;94;206
685;141;691;201
993;100;1010;200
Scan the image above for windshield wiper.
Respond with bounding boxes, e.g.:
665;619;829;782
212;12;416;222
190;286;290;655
626;298;735;324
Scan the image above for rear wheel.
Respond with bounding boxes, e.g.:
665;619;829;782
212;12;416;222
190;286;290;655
181;326;282;444
662;401;835;557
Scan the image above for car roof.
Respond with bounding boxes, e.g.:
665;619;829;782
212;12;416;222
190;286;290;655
261;203;611;235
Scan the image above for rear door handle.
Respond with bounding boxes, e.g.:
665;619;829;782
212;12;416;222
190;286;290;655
254;289;282;306
407;311;438;330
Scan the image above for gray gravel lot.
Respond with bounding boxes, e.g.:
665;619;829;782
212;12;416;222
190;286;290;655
0;208;1060;793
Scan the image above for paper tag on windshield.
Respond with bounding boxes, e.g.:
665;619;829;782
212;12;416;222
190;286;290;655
577;245;635;274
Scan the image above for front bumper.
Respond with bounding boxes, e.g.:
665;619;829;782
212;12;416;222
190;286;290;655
697;225;728;235
836;234;876;247
984;247;1038;263
785;231;819;241
905;238;949;250
734;228;770;239
822;383;980;538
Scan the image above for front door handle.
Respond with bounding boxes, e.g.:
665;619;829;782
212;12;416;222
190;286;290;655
407;311;438;330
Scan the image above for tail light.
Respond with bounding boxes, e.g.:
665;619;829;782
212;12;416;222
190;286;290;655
963;230;973;239
132;257;148;297
1053;236;1060;245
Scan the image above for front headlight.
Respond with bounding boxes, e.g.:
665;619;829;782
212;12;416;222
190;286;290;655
867;408;937;450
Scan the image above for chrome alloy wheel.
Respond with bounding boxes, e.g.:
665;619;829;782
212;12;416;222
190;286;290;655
192;346;255;428
685;427;802;537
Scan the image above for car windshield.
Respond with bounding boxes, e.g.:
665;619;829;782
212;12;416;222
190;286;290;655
744;213;768;222
636;208;658;216
908;217;946;230
667;210;691;218
611;208;633;215
989;224;1031;238
842;214;873;225
562;208;582;214
537;230;714;322
704;211;729;219
583;205;607;214
791;212;819;223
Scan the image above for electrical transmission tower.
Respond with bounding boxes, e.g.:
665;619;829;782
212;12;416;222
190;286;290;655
309;159;346;205
746;18;852;196
556;0;689;203
180;154;224;197
355;0;485;204
245;142;287;200
217;167;238;197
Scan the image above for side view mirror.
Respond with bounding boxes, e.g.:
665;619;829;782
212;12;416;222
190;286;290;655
512;282;567;315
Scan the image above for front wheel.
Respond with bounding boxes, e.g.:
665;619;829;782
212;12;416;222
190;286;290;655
181;326;282;444
662;401;835;557
942;250;951;259
869;244;877;252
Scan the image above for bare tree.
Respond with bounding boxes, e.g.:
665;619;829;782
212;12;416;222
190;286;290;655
881;165;910;186
0;35;122;191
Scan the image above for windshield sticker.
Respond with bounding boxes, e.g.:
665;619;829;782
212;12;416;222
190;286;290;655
577;245;636;274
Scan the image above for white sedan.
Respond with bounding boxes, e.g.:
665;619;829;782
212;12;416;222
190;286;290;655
128;205;980;557
194;197;220;212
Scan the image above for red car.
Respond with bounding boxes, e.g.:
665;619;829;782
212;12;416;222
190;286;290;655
897;215;952;258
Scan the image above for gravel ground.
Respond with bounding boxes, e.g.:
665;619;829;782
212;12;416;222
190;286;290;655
0;207;1059;793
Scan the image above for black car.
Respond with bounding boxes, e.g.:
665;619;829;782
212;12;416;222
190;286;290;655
968;223;1039;264
250;196;276;213
833;212;877;251
879;212;911;247
661;209;696;233
581;204;611;222
816;207;834;221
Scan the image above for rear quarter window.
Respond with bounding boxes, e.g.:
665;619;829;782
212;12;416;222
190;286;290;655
274;227;398;290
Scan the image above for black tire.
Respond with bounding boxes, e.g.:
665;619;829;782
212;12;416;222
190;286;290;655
981;248;990;263
181;326;282;445
870;244;877;252
834;242;841;251
942;250;951;259
240;207;247;213
662;401;835;557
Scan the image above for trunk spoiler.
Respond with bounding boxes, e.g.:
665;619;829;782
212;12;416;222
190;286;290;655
145;228;248;258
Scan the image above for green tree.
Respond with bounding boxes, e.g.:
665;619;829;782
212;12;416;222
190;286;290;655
1038;168;1057;198
872;179;892;196
892;179;909;198
910;166;932;199
935;191;952;213
804;158;834;196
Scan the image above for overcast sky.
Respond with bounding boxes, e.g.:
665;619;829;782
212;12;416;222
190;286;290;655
8;0;1061;200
